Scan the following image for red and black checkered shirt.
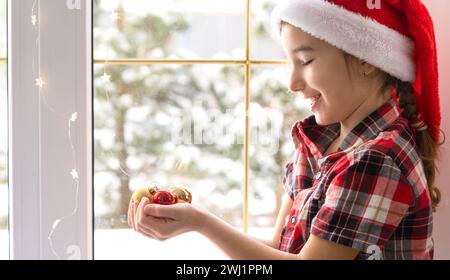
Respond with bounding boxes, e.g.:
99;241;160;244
279;98;434;260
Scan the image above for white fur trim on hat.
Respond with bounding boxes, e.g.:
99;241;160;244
271;0;416;82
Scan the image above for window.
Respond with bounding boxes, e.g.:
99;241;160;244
0;0;7;260
93;0;308;259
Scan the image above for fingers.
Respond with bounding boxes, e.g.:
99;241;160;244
127;199;134;228
127;197;166;240
143;204;159;217
137;220;160;240
144;203;183;219
132;200;138;231
135;197;148;231
138;215;170;240
132;199;192;241
131;197;159;239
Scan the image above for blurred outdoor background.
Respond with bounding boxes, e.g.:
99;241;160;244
0;0;309;261
92;0;308;259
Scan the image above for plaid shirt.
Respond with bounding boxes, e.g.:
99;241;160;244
279;99;434;260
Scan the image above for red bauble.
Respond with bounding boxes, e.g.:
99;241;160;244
152;190;177;205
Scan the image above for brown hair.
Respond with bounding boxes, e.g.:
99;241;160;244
382;75;442;212
343;52;442;212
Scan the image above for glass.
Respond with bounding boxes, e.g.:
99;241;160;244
93;0;299;258
250;0;285;60
248;65;310;239
94;0;246;60
93;64;245;259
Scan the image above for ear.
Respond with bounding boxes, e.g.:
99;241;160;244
359;60;377;76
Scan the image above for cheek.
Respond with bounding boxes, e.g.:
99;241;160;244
306;61;348;98
306;61;359;124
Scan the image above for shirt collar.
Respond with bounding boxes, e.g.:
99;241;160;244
292;98;401;162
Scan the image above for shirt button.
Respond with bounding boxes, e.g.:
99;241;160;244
290;216;297;224
315;171;322;179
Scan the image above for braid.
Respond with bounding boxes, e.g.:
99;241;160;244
395;81;418;121
393;78;441;212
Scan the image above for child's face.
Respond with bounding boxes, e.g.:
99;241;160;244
281;23;372;126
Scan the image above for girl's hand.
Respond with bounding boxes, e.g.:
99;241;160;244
127;197;158;239
128;197;206;241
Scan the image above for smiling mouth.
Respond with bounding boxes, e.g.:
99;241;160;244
309;94;321;110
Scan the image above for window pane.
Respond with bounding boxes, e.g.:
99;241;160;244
94;0;246;60
251;0;285;60
0;0;7;260
93;64;245;259
248;65;309;239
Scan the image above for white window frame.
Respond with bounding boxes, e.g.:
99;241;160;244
8;0;92;259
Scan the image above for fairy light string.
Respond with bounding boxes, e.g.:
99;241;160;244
31;0;80;259
101;61;131;179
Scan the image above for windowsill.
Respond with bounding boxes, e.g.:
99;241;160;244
0;230;7;260
93;227;272;260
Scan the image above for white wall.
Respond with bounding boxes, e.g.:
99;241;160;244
9;0;92;259
423;0;450;260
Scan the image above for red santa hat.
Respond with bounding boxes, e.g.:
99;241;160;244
271;0;441;143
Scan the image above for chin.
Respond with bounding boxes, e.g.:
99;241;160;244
314;114;336;126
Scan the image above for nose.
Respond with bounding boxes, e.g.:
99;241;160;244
289;68;306;93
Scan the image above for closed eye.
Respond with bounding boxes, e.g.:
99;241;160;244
301;59;314;66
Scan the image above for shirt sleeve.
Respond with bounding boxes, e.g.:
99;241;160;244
310;150;413;253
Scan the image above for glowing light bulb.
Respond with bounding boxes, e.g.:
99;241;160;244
70;112;78;122
31;15;37;25
70;169;79;180
35;77;45;88
101;73;111;83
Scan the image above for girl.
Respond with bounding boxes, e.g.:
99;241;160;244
128;0;442;260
